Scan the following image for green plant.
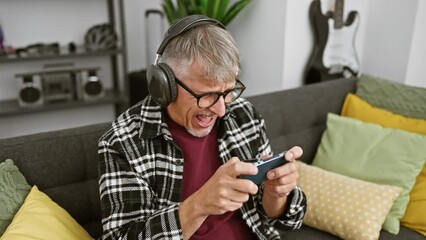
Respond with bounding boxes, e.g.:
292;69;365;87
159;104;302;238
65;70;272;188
162;0;252;26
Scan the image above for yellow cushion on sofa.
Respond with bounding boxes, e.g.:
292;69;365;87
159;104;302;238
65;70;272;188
341;93;426;135
402;169;426;236
341;93;426;236
298;162;402;240
2;186;93;240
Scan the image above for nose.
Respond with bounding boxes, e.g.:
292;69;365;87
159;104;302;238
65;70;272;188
208;96;226;117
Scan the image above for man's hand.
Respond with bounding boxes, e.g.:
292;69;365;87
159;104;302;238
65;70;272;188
179;157;258;239
193;157;259;215
262;146;303;218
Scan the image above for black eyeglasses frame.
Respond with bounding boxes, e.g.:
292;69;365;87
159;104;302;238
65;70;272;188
174;78;246;109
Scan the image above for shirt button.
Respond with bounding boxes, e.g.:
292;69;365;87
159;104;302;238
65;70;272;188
176;160;183;165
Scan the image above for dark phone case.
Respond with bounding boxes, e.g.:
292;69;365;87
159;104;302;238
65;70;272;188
239;152;288;185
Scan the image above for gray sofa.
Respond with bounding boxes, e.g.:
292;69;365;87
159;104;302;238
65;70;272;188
0;78;424;239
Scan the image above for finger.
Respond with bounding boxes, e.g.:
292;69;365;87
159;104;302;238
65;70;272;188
234;179;258;195
223;188;252;203
260;154;272;160
264;182;297;197
214;198;244;214
225;199;245;212
226;157;240;164
264;171;299;186
267;161;298;180
226;158;258;177
214;189;251;213
285;146;303;161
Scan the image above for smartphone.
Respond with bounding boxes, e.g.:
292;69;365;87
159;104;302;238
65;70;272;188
239;151;288;185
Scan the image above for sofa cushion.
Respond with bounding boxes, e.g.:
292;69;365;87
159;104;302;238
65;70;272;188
2;186;92;240
341;93;426;135
0;159;31;235
356;74;426;119
312;113;426;234
298;162;401;240
402;169;426;237
341;93;426;236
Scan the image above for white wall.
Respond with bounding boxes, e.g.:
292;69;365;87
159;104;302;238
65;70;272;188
405;0;426;88
281;0;313;90
361;0;418;83
230;0;288;96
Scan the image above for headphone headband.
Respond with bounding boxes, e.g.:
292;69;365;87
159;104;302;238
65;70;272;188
155;15;226;56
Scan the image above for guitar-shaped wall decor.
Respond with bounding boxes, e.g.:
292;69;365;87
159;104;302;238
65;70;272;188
304;0;360;84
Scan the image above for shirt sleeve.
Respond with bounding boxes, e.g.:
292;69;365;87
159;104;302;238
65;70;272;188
98;137;183;240
272;186;307;230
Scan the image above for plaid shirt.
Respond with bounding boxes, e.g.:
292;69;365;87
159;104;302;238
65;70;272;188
98;96;306;240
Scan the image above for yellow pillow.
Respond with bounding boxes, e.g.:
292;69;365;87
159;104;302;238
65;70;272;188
298;162;402;240
2;186;93;240
341;93;426;236
341;93;426;135
402;168;426;236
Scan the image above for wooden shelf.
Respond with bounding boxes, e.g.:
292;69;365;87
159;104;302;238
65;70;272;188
0;90;127;116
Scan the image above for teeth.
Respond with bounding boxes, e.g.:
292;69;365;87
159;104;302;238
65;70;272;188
195;113;215;129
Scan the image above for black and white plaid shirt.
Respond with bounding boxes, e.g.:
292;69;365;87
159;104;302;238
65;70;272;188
98;96;306;240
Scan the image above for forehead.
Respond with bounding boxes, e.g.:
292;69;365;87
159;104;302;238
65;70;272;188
184;60;237;85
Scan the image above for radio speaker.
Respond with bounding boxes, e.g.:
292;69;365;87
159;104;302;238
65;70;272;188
81;69;104;100
17;75;43;107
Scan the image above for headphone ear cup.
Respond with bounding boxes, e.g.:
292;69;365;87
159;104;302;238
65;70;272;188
146;63;177;107
158;63;178;103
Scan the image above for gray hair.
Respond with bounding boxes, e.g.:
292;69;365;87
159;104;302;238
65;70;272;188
162;24;240;84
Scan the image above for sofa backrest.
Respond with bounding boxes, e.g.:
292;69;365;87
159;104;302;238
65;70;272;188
247;78;356;163
0;122;110;238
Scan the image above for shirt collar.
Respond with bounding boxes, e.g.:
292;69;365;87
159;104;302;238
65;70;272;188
137;96;169;140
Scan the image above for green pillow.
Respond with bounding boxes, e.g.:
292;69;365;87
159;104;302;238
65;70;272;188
0;159;31;235
312;113;426;234
356;74;426;119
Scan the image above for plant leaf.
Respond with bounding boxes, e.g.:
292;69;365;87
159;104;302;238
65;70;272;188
161;0;251;25
206;0;215;18
199;0;209;13
162;0;177;23
217;0;230;21
177;0;189;19
189;0;198;14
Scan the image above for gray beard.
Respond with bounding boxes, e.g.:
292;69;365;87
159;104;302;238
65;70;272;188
186;125;214;138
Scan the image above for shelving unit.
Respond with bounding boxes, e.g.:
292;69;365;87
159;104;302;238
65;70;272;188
0;48;124;64
0;0;129;117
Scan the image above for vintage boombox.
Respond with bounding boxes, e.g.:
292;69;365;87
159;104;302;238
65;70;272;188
16;68;104;107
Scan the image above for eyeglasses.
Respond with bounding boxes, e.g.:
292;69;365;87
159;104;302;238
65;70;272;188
175;78;246;109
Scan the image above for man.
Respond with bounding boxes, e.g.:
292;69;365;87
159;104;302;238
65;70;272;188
98;15;306;240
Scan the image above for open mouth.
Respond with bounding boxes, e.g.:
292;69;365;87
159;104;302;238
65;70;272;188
195;113;215;128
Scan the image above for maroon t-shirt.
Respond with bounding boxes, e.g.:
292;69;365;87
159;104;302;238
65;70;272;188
167;117;255;240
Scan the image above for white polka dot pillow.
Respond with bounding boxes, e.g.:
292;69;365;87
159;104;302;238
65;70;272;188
298;162;402;240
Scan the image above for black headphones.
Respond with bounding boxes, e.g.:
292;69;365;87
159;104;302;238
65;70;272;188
146;15;226;107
